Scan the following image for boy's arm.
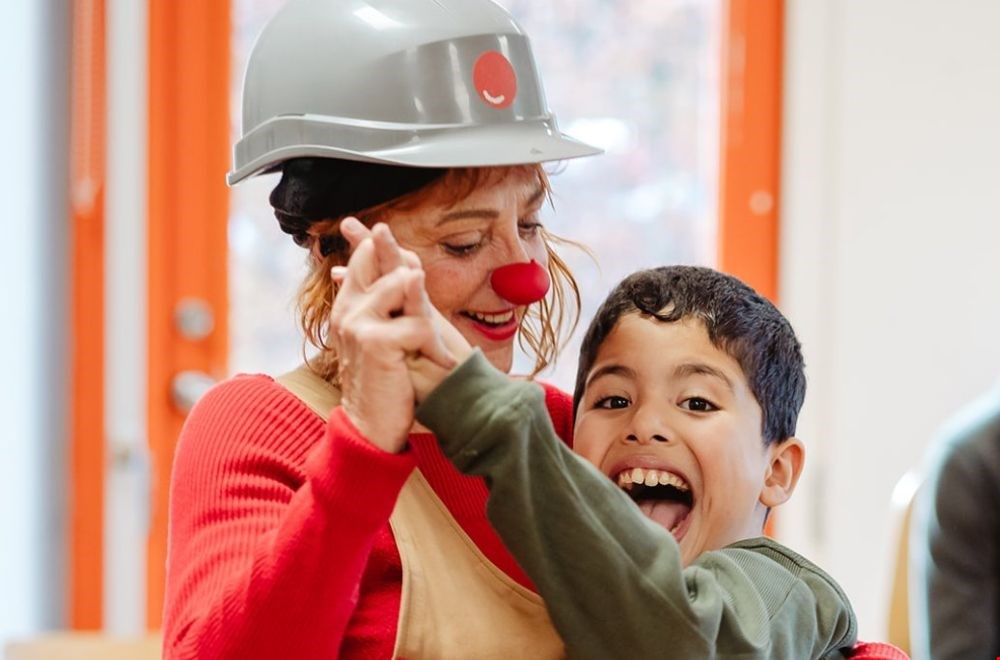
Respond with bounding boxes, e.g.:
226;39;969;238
415;351;856;660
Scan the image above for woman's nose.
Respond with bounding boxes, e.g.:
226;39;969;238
489;218;550;304
491;260;550;305
497;216;539;264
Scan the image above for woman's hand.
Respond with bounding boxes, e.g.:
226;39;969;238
336;219;473;403
327;219;455;453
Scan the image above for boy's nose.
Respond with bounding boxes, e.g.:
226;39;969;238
625;433;669;445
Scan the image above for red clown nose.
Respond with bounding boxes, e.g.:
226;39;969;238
490;260;550;305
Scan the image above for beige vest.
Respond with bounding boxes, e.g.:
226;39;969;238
277;366;565;659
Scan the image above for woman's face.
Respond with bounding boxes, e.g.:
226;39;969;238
386;168;549;372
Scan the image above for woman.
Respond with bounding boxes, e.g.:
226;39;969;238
161;0;599;657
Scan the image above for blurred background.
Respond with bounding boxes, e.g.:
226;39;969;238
2;0;999;655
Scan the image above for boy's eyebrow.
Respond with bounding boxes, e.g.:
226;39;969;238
436;185;546;226
584;364;636;389
673;362;734;391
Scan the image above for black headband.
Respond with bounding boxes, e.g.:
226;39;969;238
269;157;447;253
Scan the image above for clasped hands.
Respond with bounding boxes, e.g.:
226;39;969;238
327;217;473;453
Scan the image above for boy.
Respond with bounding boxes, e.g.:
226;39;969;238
410;265;858;659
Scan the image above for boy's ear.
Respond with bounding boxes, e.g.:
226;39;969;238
759;437;805;508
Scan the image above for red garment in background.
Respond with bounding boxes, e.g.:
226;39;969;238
849;641;910;659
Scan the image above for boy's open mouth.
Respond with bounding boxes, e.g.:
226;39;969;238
615;467;693;538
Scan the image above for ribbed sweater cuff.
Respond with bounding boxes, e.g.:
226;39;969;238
305;406;416;524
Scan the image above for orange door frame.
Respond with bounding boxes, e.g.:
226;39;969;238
68;0;231;629
718;0;784;535
718;0;784;303
68;0;106;630
147;0;231;628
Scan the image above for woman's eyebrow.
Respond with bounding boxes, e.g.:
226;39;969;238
524;184;546;209
585;364;635;390
436;185;546;226
437;209;498;224
673;362;734;392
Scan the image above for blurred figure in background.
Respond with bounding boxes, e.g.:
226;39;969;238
910;380;1000;660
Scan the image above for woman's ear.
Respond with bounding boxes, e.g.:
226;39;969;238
759;437;805;508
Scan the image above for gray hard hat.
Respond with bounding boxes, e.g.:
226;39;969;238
228;0;602;185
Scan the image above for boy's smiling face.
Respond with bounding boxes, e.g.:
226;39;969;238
573;313;802;565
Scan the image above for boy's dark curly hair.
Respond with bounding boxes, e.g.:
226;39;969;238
573;266;806;444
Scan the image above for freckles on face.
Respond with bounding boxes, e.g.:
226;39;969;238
384;169;549;372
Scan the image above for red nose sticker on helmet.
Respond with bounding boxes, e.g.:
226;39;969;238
473;51;517;109
490;260;550;305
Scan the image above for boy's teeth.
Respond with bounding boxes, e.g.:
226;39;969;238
615;467;689;492
467;310;514;324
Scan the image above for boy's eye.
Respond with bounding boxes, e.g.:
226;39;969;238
680;397;717;412
594;395;630;410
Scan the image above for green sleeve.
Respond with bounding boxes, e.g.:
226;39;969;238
416;351;857;660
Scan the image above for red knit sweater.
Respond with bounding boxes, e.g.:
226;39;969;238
162;373;574;659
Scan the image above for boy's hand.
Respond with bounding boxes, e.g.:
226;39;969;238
407;304;473;403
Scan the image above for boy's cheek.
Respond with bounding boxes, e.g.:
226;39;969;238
570;422;609;468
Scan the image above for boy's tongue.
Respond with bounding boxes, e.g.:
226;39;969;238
638;499;690;531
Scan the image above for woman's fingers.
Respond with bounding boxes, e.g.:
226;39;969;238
372;223;424;277
337;234;387;296
333;224;455;370
338;216;371;250
335;221;422;292
400;249;421;270
372;223;407;274
336;268;455;369
345;315;447;368
339;265;419;321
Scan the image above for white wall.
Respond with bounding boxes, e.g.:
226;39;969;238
104;0;149;635
0;0;69;647
780;0;1000;640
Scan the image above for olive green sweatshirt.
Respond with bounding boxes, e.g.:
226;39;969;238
415;351;857;660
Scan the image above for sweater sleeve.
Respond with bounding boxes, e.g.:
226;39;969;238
416;352;857;660
162;375;416;660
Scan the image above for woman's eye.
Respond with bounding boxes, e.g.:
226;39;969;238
441;239;483;256
680;397;717;412
594;395;630;410
518;221;542;238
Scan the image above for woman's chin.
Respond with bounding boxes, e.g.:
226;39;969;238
480;344;514;373
457;327;514;372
